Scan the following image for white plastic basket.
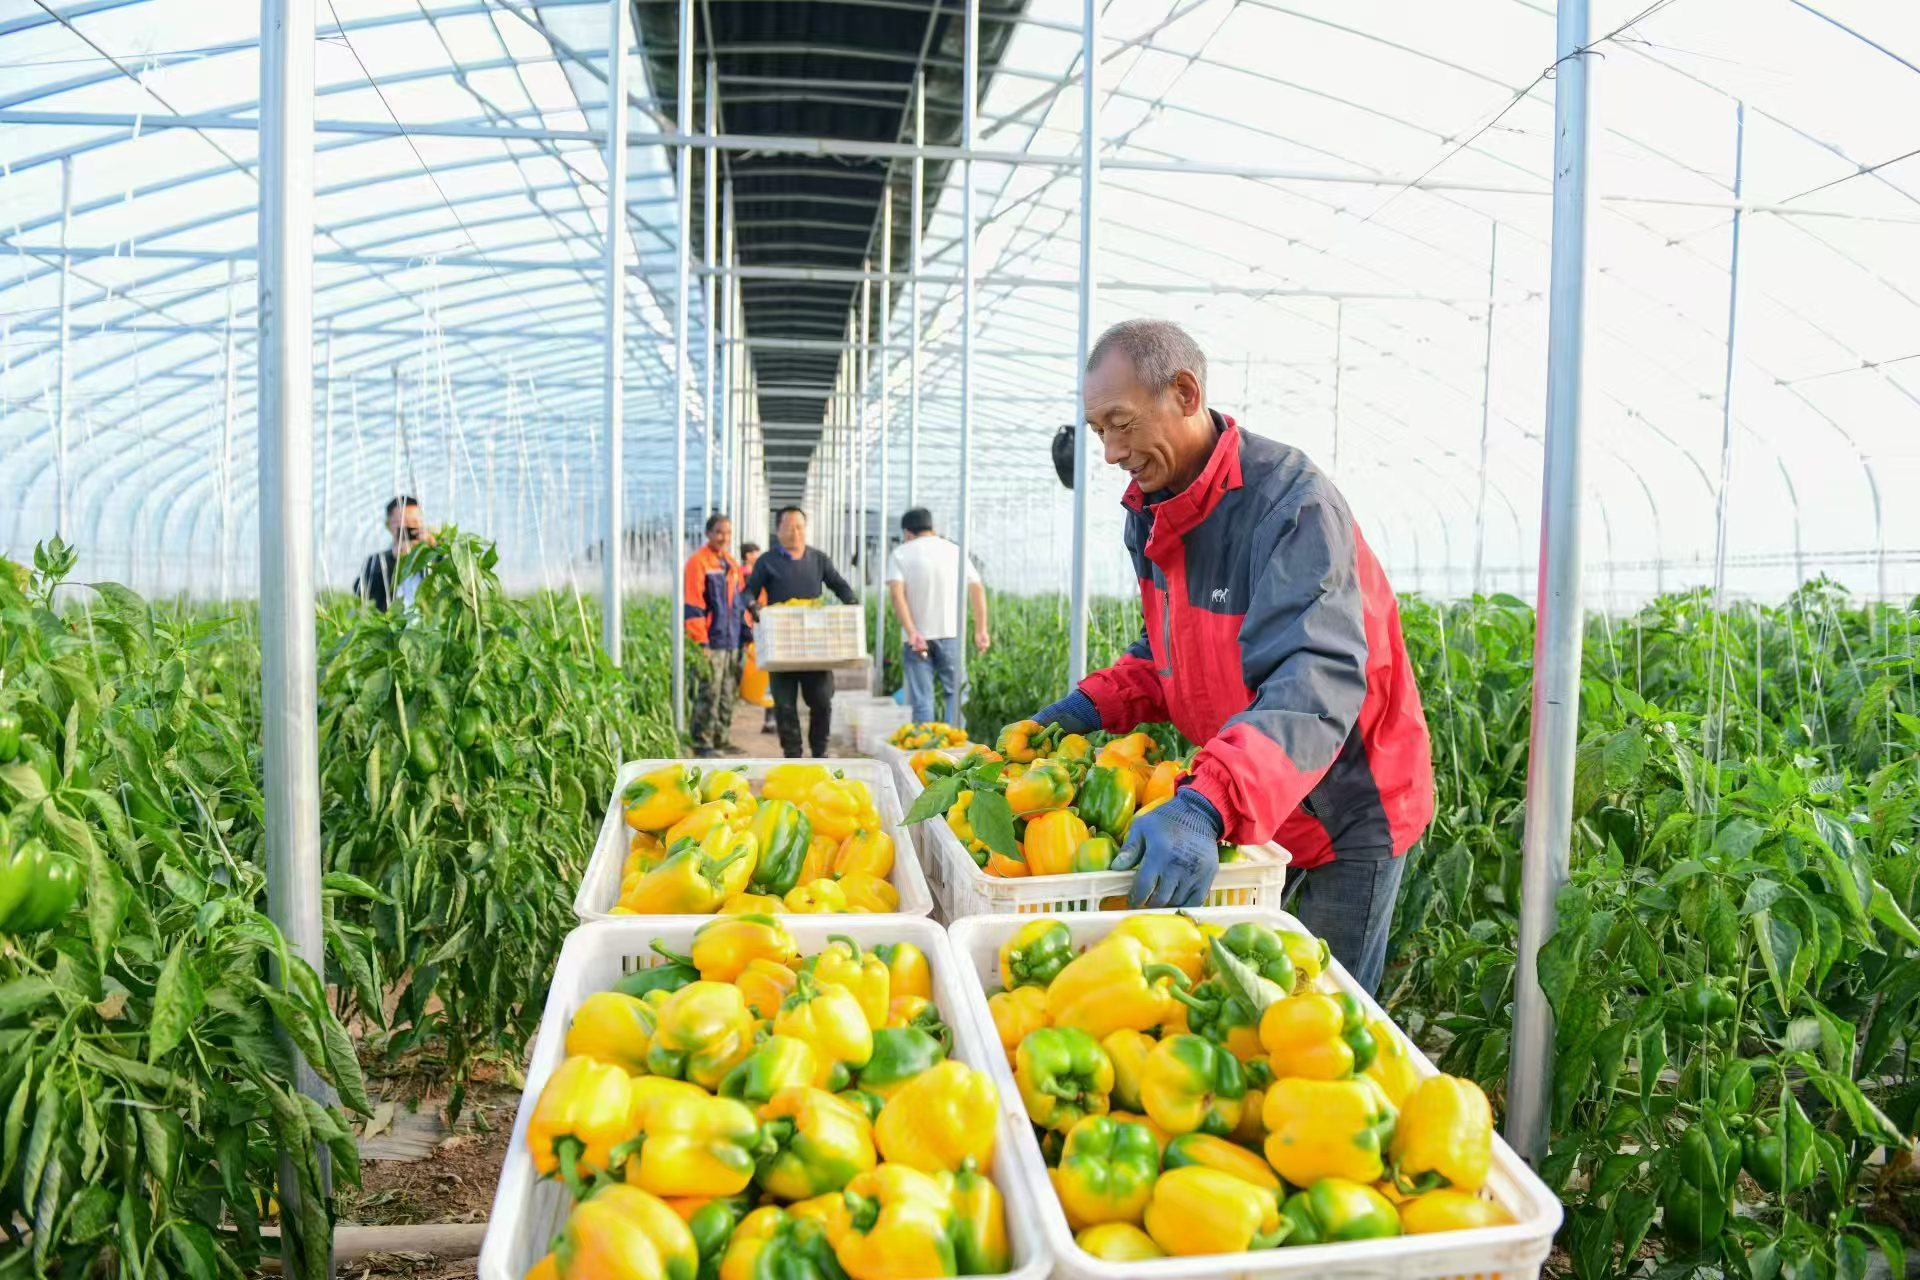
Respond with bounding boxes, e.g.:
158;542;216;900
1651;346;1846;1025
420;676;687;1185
849;699;912;754
756;604;868;671
945;908;1563;1280
893;761;1290;918
479;917;1052;1280
574;758;933;921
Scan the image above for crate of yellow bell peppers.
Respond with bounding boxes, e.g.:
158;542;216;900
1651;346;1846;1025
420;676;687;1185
477;914;1050;1280
885;722;1289;919
947;908;1562;1280
574;759;934;921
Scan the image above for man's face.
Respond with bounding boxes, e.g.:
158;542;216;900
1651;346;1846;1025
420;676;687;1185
708;519;732;553
1084;353;1203;494
390;503;426;545
779;511;806;547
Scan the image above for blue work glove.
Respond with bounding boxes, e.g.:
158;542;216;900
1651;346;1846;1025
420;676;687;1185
1112;788;1223;909
1032;689;1100;736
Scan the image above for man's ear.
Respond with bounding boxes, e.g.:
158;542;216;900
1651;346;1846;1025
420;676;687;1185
1170;370;1204;417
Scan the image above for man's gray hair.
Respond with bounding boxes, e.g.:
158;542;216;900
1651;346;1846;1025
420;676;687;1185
1087;319;1207;396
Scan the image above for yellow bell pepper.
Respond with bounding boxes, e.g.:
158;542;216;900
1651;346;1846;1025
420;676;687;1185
821;1164;958;1280
1163;1132;1284;1201
874;942;931;1002
564;990;666;1076
1050;1115;1159;1228
944;792;992;865
803;935;892;1029
1143;1166;1286;1255
1140;1033;1246;1138
1023;809;1089;876
995;719;1050;763
1005;761;1077;819
624;764;703;833
700;767;751;803
1075;1222;1163;1262
833;829;895;879
757;1086;879;1200
1142;759;1181;807
837;872;900;913
1259;991;1372;1081
799;834;840;887
553;1184;698;1280
1055;732;1094;762
1105;1111;1170;1156
999;918;1074;990
527;1055;642;1186
1388;1074;1493;1194
785;878;850;913
1110;913;1206;984
1233;1074;1268;1149
1363;1017;1422;1105
1101;1028;1154;1113
761;762;832;805
646;981;757;1090
886;994;933;1029
1397;1188;1515;1234
625;832;666;875
938;1160;1010;1275
1280;930;1329;992
622;827;760;915
1045;935;1187;1040
717;1207;843;1280
718;1034;834;1102
664;800;734;852
874;1060;998;1173
735;957;799;1019
718;892;786;915
988;986;1050;1061
774;972;875;1072
691;913;798;982
524;1252;559;1280
803;779;866;842
1262;1075;1396;1187
619;1093;764;1199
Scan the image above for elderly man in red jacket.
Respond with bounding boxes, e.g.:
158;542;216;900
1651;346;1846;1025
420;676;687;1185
1020;319;1434;993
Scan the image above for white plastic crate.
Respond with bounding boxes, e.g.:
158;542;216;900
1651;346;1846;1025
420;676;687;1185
849;699;912;754
895;761;1290;918
946;908;1562;1280
574;758;934;921
755;604;868;671
479;917;1052;1280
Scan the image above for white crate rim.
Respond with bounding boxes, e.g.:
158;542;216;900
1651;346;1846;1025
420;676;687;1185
478;916;1050;1280
882;746;1290;914
946;908;1564;1280
575;758;933;922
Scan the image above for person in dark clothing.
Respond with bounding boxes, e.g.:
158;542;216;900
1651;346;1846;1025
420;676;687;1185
354;496;432;611
741;506;858;758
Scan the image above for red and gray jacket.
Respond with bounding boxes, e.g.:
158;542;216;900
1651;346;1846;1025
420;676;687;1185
1078;413;1434;870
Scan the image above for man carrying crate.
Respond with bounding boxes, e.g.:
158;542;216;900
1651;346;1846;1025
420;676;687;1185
683;513;748;757
1018;320;1435;995
742;506;860;758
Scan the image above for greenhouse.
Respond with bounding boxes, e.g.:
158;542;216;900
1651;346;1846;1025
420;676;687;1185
0;0;1916;1278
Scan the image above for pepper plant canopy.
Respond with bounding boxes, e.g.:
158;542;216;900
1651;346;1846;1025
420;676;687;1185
0;0;1915;606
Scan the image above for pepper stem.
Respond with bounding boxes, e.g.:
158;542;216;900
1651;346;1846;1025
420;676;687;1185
1142;963;1192;991
843;1190;880;1233
828;934;863;960
556;1137;591;1202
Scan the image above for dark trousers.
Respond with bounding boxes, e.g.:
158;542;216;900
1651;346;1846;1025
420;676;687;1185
770;670;834;758
1282;845;1406;997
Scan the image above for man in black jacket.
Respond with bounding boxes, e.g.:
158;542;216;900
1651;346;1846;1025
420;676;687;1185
355;496;432;611
741;506;858;757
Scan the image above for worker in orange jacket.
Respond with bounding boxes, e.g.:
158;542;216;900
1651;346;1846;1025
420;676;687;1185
683;513;746;756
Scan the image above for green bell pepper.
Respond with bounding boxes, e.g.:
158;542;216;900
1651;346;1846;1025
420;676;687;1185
1015;1026;1115;1132
1076;765;1138;840
855;1027;948;1099
0;712;20;763
748;799;813;897
685;1194;751;1280
1053;1115;1161;1228
614;943;702;999
1000;918;1075;990
1661;1179;1725;1253
1671;978;1738;1027
0;838;80;934
1280;1178;1401;1244
1212;922;1297;993
836;1089;885;1123
720;1035;832;1105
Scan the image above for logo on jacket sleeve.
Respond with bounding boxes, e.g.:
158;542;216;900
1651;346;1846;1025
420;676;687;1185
1210;587;1230;607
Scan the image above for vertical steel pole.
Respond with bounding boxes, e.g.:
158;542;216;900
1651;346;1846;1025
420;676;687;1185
909;73;925;508
953;0;978;719
671;0;693;731
1506;0;1592;1164
1329;300;1343;477
1708;104;1745;614
704;59;718;523
1471;222;1499;599
1067;0;1098;686
859;263;873;653
258;1;330;1275
602;0;630;662
55;156;72;539
875;190;893;692
220;260;239;601
322;322;335;584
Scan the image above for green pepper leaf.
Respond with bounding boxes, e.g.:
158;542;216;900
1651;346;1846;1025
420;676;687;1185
967;789;1019;861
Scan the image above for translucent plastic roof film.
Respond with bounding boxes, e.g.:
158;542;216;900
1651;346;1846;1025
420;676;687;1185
2;0;1916;606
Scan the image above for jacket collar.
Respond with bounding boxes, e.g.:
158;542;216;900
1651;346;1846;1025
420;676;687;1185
1123;410;1244;541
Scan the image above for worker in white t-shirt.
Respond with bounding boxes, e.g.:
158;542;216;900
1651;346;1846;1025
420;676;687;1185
884;507;991;726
